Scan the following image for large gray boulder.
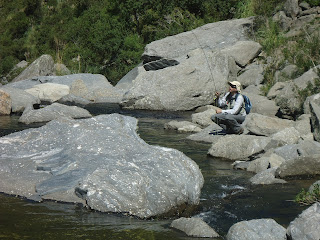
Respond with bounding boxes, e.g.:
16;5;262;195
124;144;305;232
25;83;70;103
274;140;320;178
142;17;254;61
12;55;55;82
120;17;255;111
226;219;286;240
170;217;219;238
121;49;239;111
274;140;320;162
250;168;287;185
18;103;92;124
0;114;204;218
208;135;276;161
271;127;301;145
0;87;40;113
276;154;320;178
244;113;294;136
286;203;320;240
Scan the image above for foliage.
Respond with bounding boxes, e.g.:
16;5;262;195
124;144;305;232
305;0;320;7
295;184;320;206
256;19;286;55
236;0;283;18
283;31;320;73
298;73;320;104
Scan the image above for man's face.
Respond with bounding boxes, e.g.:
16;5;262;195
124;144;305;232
228;84;238;93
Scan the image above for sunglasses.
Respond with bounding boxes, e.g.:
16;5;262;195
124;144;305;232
230;84;237;89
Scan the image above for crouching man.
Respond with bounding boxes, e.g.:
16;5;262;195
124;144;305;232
211;81;246;134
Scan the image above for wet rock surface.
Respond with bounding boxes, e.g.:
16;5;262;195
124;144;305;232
0;114;204;218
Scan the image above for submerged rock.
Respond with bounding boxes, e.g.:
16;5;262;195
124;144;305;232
18;103;92;124
170;217;219;238
250;168;287;185
164;120;202;133
0;114;204;218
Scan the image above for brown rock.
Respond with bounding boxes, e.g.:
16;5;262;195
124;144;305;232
0;89;11;115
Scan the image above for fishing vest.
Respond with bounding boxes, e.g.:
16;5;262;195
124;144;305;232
226;93;246;115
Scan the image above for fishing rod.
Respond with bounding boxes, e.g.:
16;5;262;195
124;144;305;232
190;29;219;103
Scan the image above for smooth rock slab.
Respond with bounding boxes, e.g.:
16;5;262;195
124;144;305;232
25;82;70;103
0;114;204;218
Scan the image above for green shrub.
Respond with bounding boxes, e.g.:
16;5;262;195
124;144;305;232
295;184;320;205
298;73;320;103
305;0;320;7
287;32;320;73
236;0;283;18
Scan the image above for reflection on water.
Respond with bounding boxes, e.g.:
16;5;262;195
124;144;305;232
0;103;312;239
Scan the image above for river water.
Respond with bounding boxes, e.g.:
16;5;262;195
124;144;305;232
0;103;313;239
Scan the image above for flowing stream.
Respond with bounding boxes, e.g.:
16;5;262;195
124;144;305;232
0;103;313;239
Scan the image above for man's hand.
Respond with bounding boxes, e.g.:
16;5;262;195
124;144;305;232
216;108;222;114
215;92;220;97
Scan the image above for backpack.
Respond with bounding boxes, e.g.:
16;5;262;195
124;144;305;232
236;93;252;114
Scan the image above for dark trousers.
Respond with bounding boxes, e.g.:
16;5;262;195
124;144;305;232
211;113;245;134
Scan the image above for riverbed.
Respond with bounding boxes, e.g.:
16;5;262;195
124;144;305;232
0;103;312;239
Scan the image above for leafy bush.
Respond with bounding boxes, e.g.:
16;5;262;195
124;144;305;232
298;73;320;104
284;32;320;73
236;0;283;18
305;0;320;7
295;184;320;205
